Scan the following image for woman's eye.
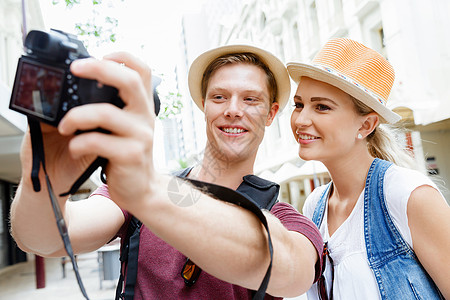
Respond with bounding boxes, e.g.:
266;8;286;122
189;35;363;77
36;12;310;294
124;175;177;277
293;102;303;109
317;104;331;111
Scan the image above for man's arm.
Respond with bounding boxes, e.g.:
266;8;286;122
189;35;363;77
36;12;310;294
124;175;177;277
12;52;321;297
10;174;124;256
103;175;320;297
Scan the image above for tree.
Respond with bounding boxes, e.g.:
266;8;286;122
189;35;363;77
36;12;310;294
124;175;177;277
52;0;123;47
52;0;183;120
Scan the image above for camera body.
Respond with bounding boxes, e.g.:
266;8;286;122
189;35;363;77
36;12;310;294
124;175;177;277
9;29;159;127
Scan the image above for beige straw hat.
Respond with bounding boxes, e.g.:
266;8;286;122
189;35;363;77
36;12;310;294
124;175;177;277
188;43;291;112
287;38;401;124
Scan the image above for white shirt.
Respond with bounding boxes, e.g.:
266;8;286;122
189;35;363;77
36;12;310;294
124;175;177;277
303;164;441;299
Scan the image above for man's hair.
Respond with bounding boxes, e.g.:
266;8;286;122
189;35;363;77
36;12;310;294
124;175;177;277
201;52;277;104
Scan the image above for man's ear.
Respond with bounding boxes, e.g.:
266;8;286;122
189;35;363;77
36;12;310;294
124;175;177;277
265;102;280;126
358;112;379;138
202;99;206;120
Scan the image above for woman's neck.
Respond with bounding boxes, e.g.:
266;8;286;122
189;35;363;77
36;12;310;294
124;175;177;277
325;152;375;204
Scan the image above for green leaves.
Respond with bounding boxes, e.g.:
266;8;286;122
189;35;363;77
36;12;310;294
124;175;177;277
52;0;120;48
158;91;184;120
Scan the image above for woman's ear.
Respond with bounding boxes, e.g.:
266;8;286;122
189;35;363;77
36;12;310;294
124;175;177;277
358;112;379;139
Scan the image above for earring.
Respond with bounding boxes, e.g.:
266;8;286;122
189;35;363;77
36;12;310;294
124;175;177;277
357;133;363;139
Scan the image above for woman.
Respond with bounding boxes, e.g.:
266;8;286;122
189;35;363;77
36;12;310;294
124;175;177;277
287;38;449;299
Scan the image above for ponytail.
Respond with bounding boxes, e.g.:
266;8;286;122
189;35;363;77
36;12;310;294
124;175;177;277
367;125;418;170
351;96;422;172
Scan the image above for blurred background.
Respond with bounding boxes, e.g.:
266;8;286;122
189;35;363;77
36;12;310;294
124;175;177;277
0;0;449;298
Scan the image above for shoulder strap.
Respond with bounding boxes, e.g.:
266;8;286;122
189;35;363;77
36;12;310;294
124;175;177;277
237;175;279;210
180;177;274;300
116;168;276;300
311;182;332;228
115;216;142;300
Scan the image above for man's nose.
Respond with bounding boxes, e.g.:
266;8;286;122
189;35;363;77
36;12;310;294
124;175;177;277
224;97;244;118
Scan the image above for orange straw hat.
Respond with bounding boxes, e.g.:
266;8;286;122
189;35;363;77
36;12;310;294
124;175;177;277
287;38;401;124
188;42;291;112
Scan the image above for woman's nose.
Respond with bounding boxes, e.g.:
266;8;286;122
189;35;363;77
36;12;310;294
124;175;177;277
293;109;312;127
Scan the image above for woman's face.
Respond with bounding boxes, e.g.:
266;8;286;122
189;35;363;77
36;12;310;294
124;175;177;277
290;77;365;164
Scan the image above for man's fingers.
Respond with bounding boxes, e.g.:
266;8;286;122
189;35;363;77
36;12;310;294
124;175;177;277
103;52;153;97
58;103;151;137
67;131;153;164
70;56;151;113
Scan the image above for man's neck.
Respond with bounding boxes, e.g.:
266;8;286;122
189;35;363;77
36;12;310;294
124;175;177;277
191;147;256;190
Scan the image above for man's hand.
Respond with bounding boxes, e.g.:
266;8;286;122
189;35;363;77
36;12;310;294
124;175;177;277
10;51;156;256
58;52;158;212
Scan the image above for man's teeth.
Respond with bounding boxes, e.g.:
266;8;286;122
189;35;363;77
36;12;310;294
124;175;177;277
223;128;245;134
298;134;317;140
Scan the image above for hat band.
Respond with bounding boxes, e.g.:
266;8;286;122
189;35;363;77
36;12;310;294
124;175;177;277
314;64;387;106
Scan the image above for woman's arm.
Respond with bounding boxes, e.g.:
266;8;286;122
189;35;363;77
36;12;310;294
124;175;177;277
408;185;450;298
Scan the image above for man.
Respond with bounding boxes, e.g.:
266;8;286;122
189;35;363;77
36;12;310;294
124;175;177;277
10;45;322;299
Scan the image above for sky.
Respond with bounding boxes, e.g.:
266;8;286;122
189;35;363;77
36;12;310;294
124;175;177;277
38;0;207;75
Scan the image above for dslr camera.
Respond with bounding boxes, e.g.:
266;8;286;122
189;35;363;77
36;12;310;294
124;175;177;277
9;29;160;127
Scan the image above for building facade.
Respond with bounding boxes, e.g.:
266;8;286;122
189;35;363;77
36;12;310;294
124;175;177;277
0;0;45;269
0;0;101;270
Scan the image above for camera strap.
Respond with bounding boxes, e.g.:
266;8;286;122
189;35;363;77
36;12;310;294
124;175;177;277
59;156;108;197
28;118;90;300
27;120;272;299
179;178;274;300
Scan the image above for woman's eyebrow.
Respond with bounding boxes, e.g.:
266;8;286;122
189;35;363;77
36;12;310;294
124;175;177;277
311;97;338;106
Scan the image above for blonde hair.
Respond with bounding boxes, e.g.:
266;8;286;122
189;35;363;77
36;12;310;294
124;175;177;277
351;96;419;170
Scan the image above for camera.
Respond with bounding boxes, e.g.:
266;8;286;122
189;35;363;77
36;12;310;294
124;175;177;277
9;29;160;127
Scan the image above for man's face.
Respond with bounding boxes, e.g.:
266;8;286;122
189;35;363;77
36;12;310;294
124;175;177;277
203;63;279;163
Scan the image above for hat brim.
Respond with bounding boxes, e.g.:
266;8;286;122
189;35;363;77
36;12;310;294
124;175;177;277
188;44;291;112
287;62;401;124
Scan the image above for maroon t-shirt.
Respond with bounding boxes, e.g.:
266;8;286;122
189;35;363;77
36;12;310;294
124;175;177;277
92;184;323;300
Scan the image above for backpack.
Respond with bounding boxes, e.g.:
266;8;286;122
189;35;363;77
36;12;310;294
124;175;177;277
115;167;280;300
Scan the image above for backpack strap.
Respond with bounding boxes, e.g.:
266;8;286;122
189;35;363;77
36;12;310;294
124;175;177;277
181;177;275;300
115;216;142;300
237;175;279;210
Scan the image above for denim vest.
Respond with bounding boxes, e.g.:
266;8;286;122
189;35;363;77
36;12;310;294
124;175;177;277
312;158;443;299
